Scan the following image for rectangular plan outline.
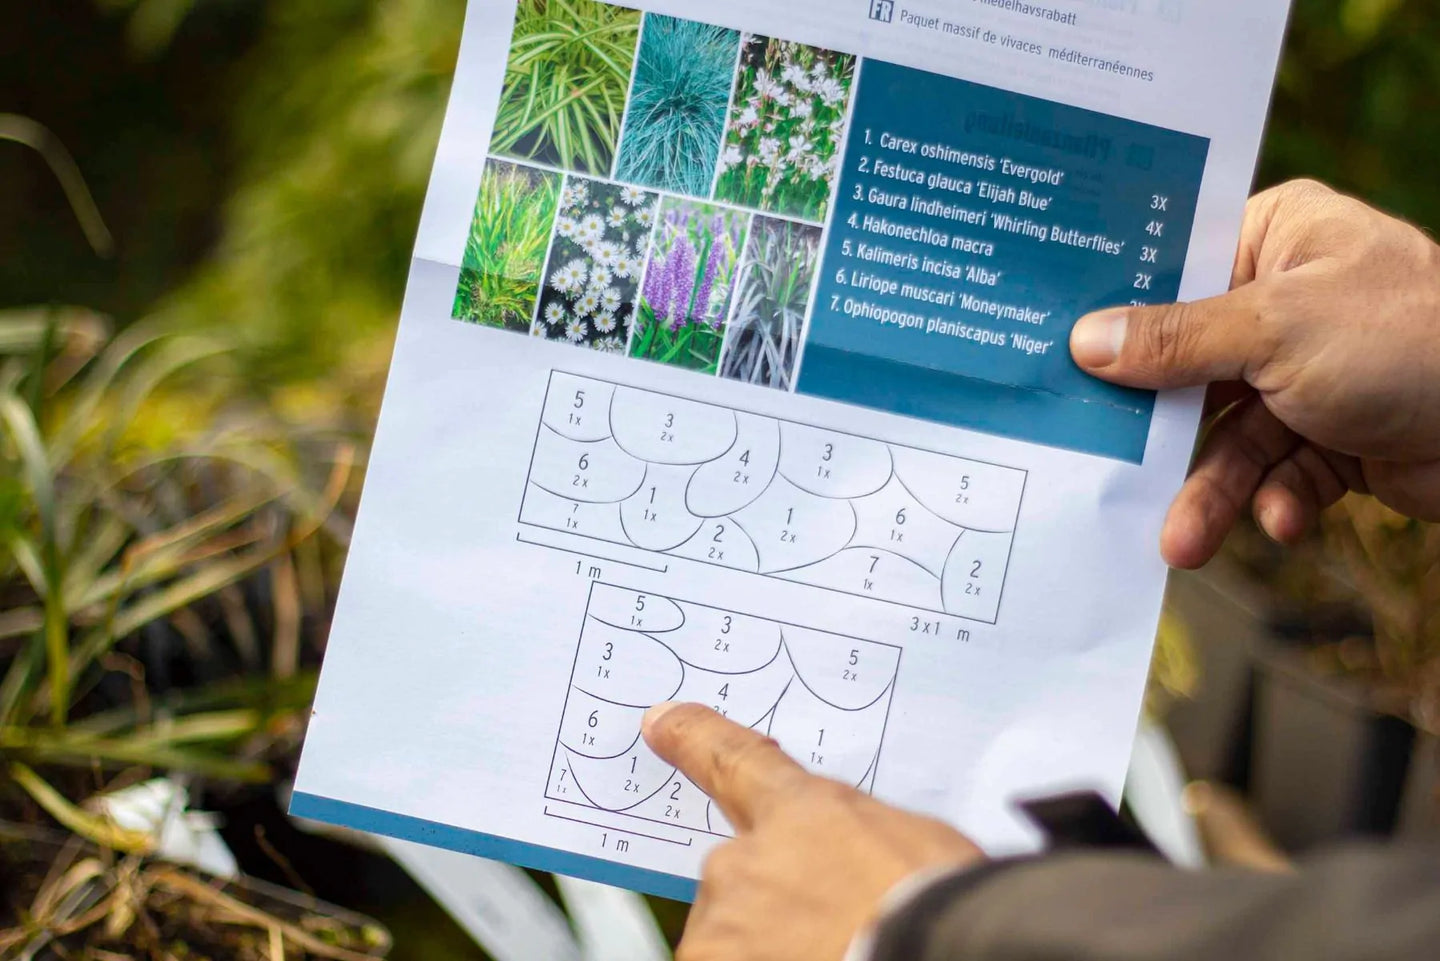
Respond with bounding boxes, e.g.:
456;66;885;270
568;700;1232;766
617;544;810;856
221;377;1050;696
518;370;1029;625
543;581;904;839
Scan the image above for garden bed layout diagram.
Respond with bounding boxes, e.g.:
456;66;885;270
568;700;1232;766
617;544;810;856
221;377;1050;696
545;584;901;838
519;373;1028;624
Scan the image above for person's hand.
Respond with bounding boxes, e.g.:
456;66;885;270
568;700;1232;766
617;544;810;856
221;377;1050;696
1070;179;1440;569
642;702;984;961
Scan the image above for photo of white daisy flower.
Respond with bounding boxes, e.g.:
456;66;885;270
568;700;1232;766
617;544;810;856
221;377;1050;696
536;174;655;350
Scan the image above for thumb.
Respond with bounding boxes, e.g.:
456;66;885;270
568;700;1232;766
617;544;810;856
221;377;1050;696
1070;285;1273;390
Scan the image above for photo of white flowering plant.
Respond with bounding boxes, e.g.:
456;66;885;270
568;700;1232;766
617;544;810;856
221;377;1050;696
534;177;658;352
713;35;856;223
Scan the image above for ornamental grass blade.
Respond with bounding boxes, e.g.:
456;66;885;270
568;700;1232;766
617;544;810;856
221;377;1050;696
8;763;152;853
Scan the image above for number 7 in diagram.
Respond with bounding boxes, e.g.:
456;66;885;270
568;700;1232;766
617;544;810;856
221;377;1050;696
520;373;1028;624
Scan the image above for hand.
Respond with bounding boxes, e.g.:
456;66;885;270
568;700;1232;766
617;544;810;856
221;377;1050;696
642;702;984;961
1070;179;1440;569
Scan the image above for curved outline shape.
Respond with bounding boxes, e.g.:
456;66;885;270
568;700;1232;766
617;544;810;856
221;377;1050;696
586;594;687;634
854;750;881;791
940;530;1012;619
777;431;896;501
779;634;897;713
843;528;959;580
705;798;734;837
683;413;782;519
559;717;647;762
774;546;943;593
669;516;762;573
543;377;616;443
890;459;1019;536
530;424;648;504
733;500;860;577
608;387;740;467
561;746;679;815
644;622;785;677
574;652;686;708
618;464;706;553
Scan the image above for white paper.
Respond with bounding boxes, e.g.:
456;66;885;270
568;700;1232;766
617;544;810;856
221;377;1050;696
293;0;1292;900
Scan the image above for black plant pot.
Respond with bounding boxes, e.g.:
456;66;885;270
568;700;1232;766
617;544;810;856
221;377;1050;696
1399;731;1440;839
1252;650;1417;851
1162;563;1269;789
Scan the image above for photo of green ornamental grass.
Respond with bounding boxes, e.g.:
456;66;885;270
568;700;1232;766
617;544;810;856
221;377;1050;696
714;36;856;222
535;176;657;353
452;160;561;331
613;15;741;195
630;199;747;374
490;0;641;175
720;216;822;391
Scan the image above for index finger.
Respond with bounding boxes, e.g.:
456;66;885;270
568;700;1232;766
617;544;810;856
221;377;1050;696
642;702;811;831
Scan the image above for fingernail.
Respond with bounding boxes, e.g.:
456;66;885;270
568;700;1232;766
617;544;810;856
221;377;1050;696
643;701;682;735
1257;502;1282;541
1071;309;1128;368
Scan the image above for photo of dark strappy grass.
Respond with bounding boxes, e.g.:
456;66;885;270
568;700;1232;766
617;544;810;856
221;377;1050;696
452;160;561;331
613;15;740;196
490;0;642;175
720;215;821;391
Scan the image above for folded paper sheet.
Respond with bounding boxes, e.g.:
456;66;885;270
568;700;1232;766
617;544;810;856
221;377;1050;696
294;0;1293;901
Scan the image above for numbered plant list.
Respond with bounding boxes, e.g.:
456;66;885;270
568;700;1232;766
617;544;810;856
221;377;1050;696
294;0;1295;902
806;60;1207;462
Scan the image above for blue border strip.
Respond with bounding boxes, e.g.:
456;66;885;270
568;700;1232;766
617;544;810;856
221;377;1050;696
290;792;698;903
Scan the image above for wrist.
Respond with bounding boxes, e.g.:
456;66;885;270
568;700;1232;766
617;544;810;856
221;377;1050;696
845;860;1021;961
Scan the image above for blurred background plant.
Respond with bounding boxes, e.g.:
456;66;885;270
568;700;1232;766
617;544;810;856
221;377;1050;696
5;0;1440;952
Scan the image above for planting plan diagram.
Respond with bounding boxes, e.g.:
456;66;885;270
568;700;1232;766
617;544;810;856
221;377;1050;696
520;372;1028;626
544;582;901;839
524;370;1025;842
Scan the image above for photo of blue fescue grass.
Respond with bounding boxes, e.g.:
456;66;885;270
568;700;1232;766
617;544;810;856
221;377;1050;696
613;15;741;195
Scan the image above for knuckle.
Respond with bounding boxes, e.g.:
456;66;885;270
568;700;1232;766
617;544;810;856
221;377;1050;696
653;704;716;754
712;735;775;785
1136;303;1200;373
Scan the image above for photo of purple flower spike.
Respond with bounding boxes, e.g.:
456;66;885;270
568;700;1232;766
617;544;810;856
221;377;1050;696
631;198;748;373
697;240;722;328
669;236;697;331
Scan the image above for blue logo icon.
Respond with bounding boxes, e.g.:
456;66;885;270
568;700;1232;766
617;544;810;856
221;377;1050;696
870;0;895;23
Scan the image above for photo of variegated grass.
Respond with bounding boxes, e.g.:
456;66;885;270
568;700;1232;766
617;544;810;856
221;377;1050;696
452;160;561;331
613;15;740;195
535;176;657;352
629;199;746;373
720;216;821;391
490;0;641;175
713;35;856;222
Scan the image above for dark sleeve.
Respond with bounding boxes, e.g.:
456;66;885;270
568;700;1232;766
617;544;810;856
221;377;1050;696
868;845;1440;961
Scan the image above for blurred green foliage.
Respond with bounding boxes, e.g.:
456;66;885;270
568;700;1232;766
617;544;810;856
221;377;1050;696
4;0;1439;395
1265;0;1440;229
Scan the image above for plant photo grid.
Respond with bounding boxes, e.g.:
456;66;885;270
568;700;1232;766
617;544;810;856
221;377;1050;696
712;35;857;223
629;199;748;373
533;175;658;352
718;215;823;391
613;14;742;196
452;159;562;331
490;0;642;176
